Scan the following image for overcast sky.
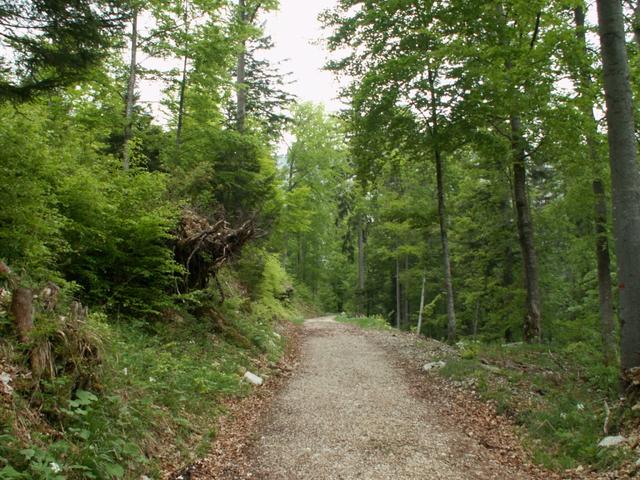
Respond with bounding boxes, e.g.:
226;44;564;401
138;0;343;126
262;0;343;112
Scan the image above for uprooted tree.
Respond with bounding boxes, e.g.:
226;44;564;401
174;209;259;292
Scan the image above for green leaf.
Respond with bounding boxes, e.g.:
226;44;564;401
103;463;124;478
19;448;36;460
0;465;26;479
75;390;98;405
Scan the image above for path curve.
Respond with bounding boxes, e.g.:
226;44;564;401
245;318;533;479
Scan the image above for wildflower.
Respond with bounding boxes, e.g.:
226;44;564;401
50;462;62;473
576;403;585;411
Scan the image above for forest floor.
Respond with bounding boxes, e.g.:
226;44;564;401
186;317;593;480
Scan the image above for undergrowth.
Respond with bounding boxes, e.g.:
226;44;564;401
438;339;635;472
0;256;303;479
335;313;391;330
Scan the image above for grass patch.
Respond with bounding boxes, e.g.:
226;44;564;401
335;313;392;330
0;290;292;479
438;340;634;472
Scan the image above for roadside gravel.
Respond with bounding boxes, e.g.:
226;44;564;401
242;317;543;479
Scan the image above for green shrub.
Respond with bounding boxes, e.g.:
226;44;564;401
336;313;391;330
0;106;65;280
57;163;181;316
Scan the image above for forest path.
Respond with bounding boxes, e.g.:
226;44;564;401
240;317;536;480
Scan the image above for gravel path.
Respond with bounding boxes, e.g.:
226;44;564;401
246;317;534;479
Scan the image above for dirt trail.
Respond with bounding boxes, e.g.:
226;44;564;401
240;317;536;479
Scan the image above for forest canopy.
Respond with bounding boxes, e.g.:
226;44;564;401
3;0;640;477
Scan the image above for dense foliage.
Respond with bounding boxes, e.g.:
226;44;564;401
3;0;640;477
0;0;308;477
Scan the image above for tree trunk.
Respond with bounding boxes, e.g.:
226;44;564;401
176;0;189;146
435;148;456;343
502;198;515;287
10;287;33;343
427;68;456;343
236;0;247;132
417;275;426;336
403;255;409;329
593;180;616;364
634;0;640;48
395;256;401;329
596;0;640;383
574;5;616;366
510;114;542;343
357;219;366;314
123;8;138;170
299;236;305;283
473;298;481;339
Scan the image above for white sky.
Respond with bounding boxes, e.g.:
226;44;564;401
137;0;344;124
262;0;344;112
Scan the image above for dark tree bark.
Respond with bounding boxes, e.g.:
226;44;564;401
510;114;542;343
574;5;616;365
123;8;138;170
596;0;640;383
427;67;456;343
593;180;616;364
435;147;456;343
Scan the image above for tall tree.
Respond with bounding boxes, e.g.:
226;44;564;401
123;7;138;170
596;0;640;384
324;0;459;340
236;0;248;132
570;4;616;364
0;0;125;101
175;0;190;146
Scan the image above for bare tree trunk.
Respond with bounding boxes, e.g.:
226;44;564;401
435;148;456;343
473;298;481;339
574;5;616;365
510;114;542;343
10;288;33;343
176;0;189;146
298;236;305;284
357;219;366;314
427;68;456;343
236;0;247;132
596;0;640;384
502;198;515;287
594;180;616;364
402;256;409;329
417;275;426;336
634;0;640;48
395;256;401;329
494;4;542;343
123;8;138;170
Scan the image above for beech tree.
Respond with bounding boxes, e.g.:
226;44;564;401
596;0;640;384
325;0;459;341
